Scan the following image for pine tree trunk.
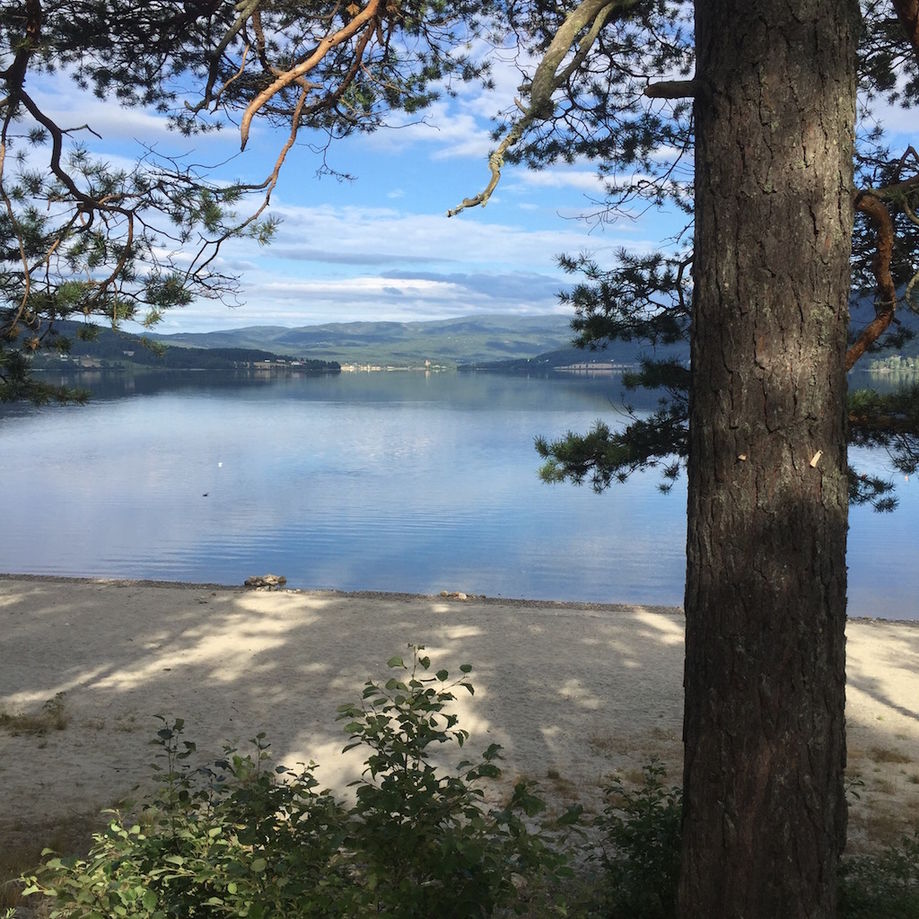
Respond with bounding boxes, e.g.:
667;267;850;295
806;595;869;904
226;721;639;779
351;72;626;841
679;2;860;916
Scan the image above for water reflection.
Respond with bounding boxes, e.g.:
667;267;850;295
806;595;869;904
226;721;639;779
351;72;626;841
2;370;915;618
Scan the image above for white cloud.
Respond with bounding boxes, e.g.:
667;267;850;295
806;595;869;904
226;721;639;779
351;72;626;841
512;169;607;193
363;45;538;162
154;268;566;330
32;74;176;144
256;275;466;302
365;101;494;159
147;191;660;330
865;98;918;142
262;200;639;271
649;144;687;163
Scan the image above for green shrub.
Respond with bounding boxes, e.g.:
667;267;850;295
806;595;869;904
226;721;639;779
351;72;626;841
20;645;919;918
590;759;682;919
839;829;919;919
585;764;919;919
22;646;578;918
23;719;353;917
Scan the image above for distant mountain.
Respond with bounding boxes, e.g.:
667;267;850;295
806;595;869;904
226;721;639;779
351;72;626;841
154;314;574;367
29;320;339;372
462;300;919;374
34;303;919;377
459;342;687;373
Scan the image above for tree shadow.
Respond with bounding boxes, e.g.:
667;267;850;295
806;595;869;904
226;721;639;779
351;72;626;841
2;574;916;856
0;575;685;841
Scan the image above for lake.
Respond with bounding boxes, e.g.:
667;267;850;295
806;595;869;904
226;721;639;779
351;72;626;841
2;369;916;618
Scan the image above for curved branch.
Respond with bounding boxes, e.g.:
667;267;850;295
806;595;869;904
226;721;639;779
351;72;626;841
16;89;129;215
186;0;262;115
2;0;42;94
448;0;639;217
847;190;898;370
239;0;382;150
188;83;310;283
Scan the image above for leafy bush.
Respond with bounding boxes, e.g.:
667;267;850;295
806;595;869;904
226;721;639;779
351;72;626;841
839;829;919;919
22;647;577;918
590;759;682;919
586;763;919;919
18;647;919;918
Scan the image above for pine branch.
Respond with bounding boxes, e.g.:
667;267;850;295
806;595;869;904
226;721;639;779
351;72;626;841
448;0;639;217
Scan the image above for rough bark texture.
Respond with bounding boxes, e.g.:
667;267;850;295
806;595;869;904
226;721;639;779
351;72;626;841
679;2;859;917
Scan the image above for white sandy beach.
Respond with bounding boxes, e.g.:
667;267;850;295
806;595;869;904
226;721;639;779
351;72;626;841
1;575;918;855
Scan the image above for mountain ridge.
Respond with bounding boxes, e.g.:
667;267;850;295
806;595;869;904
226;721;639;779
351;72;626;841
153;313;576;366
34;303;919;374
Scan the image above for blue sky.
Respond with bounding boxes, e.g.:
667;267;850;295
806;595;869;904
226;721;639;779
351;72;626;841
34;57;681;333
33;45;915;335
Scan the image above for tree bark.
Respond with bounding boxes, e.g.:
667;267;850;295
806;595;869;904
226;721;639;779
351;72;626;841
679;2;860;916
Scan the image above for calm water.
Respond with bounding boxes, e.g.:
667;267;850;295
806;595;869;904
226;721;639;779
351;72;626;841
2;370;916;618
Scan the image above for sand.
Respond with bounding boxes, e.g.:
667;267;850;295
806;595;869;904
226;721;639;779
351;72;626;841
2;574;918;854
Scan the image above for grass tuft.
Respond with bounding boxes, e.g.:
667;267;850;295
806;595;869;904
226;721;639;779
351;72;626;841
868;745;913;765
0;693;69;736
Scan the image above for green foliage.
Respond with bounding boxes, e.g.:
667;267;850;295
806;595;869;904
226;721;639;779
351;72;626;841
337;650;576;916
21;648;575;918
15;701;919;919
532;251;692;494
847;384;919;510
24;721;351;918
1;0;499;403
535;404;687;494
590;759;682;919
839;830;919;918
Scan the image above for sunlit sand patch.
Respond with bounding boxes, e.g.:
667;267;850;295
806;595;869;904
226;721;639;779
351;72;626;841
86;594;331;689
233;591;335;616
279;736;366;792
538;724;564;753
556;678;603;710
440;624;484;640
631;608;684;645
3;577;918;865
2;667;110;710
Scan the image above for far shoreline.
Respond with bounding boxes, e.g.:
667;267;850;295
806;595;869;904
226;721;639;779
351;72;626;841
2;570;917;624
0;570;683;615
